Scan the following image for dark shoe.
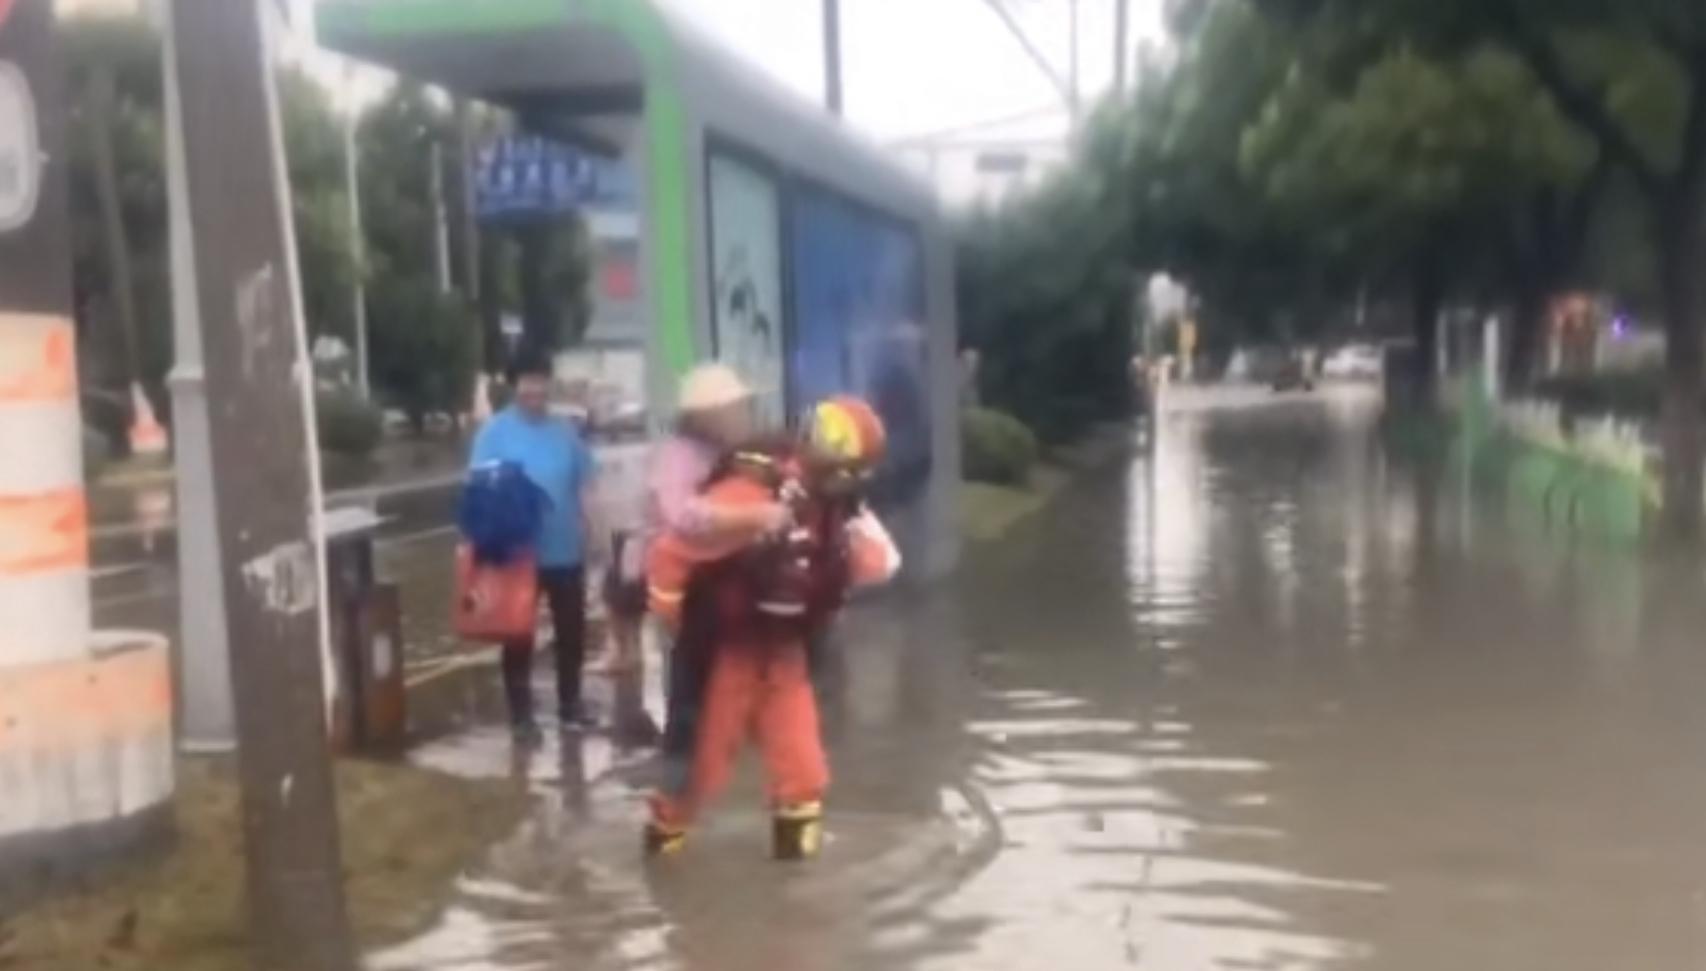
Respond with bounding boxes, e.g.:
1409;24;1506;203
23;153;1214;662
643;821;687;857
558;701;599;731
772;802;824;861
615;711;662;749
511;720;544;748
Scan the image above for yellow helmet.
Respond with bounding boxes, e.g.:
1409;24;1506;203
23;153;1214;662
803;396;887;470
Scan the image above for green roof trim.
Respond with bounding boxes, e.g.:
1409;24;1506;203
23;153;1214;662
582;0;695;379
317;0;572;37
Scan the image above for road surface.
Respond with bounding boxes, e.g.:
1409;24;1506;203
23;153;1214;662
365;385;1706;970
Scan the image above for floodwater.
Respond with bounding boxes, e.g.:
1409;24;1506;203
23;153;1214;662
370;385;1706;970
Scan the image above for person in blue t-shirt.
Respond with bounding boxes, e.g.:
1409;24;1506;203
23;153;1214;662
470;351;598;741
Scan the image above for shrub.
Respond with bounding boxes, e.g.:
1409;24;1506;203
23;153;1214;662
316;390;384;460
962;407;1039;485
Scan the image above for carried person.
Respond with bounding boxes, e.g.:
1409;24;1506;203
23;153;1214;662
645;364;789;767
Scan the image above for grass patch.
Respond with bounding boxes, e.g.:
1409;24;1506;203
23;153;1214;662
957;422;1132;543
960;464;1071;543
1;757;527;970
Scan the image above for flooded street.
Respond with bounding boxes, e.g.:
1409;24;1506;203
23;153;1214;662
373;387;1706;970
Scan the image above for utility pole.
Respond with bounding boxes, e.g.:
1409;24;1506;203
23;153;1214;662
454;98;491;422
1115;0;1130;95
162;0;236;753
168;1;355;968
823;0;844;117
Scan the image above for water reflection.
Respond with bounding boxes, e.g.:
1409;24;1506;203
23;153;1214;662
372;387;1706;970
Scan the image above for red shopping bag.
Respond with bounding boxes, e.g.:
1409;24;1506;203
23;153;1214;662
453;544;538;644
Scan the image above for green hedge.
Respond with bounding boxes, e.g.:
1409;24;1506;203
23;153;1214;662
316;390;384;460
962;407;1040;485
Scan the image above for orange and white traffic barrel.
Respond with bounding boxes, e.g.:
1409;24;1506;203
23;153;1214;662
0;313;173;857
0;312;88;661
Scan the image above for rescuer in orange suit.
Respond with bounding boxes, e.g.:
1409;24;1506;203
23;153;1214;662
644;396;902;860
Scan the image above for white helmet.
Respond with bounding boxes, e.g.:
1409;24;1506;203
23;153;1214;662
678;363;753;413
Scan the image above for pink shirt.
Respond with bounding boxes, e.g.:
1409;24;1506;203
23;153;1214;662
644;433;721;546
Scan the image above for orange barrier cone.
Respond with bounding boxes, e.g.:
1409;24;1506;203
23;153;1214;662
126;381;169;456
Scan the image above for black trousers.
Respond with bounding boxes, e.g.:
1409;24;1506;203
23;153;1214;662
661;614;708;760
501;565;586;725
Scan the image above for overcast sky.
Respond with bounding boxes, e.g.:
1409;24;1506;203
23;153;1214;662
655;0;1168;143
283;0;1170;143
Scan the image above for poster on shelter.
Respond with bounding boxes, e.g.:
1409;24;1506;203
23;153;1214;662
707;153;786;424
789;190;932;505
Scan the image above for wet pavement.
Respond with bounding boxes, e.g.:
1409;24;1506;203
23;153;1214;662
361;385;1706;970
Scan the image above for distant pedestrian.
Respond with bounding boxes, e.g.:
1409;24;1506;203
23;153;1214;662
469;350;598;744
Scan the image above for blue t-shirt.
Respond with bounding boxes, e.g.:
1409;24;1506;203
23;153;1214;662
470;407;595;567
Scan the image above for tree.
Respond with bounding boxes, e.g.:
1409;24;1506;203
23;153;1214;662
357;83;489;413
1120;0;1350;354
278;70;359;345
957;115;1137;439
366;276;477;429
1239;41;1602;388
60;16;168;427
1263;0;1706;536
56;15;359;430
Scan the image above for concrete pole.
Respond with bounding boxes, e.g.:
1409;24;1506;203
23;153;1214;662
162;0;236;753
0;0;173;897
168;0;354;965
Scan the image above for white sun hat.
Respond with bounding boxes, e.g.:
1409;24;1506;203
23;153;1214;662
678;362;754;413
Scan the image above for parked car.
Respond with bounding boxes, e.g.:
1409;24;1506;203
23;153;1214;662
1321;343;1384;381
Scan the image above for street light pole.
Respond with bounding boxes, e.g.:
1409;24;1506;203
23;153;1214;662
168;1;355;967
1068;0;1081;127
162;0;236;753
824;0;844;117
344;99;369;397
430;139;451;295
1115;0;1130;95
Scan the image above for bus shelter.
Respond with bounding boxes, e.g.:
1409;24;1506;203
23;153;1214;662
318;0;962;577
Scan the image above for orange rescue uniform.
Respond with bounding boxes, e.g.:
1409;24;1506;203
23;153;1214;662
646;460;900;852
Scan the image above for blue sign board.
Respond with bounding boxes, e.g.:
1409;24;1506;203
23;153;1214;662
475;136;635;222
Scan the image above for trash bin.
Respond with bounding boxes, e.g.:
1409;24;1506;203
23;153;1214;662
323;506;407;755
